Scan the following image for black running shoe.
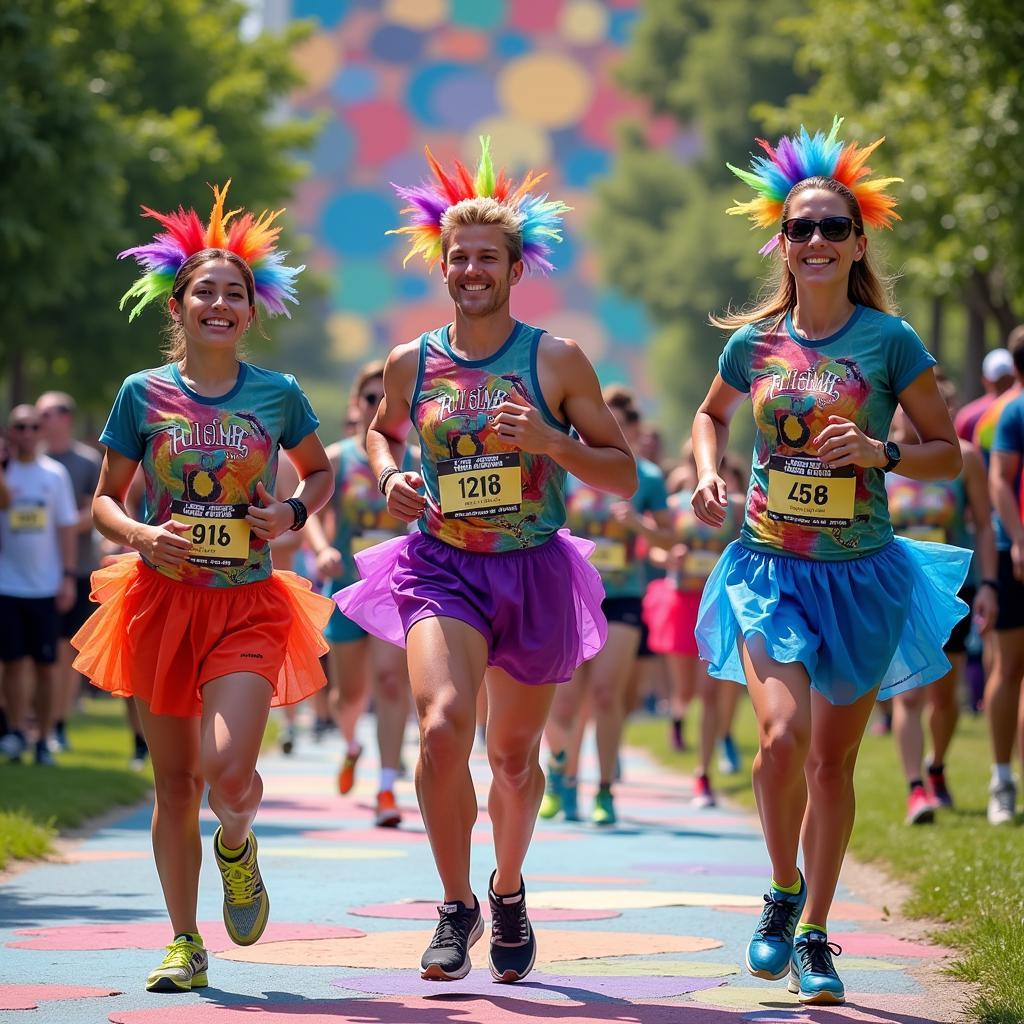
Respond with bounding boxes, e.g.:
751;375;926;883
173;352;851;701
487;871;536;983
420;898;483;980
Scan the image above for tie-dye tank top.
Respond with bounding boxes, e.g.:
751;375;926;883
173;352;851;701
886;474;975;582
100;362;319;587
411;321;569;552
668;489;744;592
719;306;936;561
330;437;412;587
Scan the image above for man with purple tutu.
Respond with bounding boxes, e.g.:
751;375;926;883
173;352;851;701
334;138;637;981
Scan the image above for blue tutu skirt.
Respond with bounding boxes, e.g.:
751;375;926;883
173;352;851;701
695;538;972;706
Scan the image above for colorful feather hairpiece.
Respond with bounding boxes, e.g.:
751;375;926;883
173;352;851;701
118;180;304;320
389;136;571;274
726;115;902;255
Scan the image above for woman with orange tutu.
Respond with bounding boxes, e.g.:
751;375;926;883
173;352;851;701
71;184;334;993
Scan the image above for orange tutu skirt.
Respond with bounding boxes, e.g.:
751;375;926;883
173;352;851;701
71;556;332;717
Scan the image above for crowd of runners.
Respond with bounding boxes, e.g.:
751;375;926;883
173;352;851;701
2;122;1024;1008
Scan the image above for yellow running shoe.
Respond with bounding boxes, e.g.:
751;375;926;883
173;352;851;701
214;828;270;946
145;933;208;992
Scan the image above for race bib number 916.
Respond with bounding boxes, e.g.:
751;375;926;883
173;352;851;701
766;455;855;528
171;500;251;566
437;452;522;519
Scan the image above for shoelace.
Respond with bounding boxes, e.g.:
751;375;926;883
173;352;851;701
798;937;843;976
222;855;261;904
754;892;799;941
430;907;473;951
161;940;200;970
490;895;529;945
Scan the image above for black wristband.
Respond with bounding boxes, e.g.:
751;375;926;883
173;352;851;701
980;578;999;592
285;497;308;532
378;466;400;496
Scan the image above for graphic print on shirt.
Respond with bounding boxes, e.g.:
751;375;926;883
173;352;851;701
749;346;873;555
413;324;568;553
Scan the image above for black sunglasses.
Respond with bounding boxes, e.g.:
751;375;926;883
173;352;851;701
360;391;382;406
781;217;854;243
12;423;40;432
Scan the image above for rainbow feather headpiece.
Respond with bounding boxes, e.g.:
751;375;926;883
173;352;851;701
389;136;571;274
726;115;902;255
118;180;304;320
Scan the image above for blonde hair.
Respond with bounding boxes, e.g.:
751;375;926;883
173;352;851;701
710;177;896;334
440;197;524;265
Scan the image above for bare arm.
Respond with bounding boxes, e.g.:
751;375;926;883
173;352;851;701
991;448;1023;583
368;342;427;523
0;463;8;509
962;441;998;631
304;442;344;577
692;374;747;526
499;335;637;498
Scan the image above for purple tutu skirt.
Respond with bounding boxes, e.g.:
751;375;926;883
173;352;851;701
334;529;607;684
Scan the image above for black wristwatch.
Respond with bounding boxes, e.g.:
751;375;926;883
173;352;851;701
881;440;902;472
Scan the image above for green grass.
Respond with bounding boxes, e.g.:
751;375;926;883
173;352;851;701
0;698;152;871
629;702;1024;1024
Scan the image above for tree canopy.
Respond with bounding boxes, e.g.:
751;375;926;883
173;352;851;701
1;0;317;411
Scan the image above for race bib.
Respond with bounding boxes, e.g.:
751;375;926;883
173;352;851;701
437;452;522;519
589;539;628;572
171;500;250;567
682;548;720;578
899;525;947;544
9;505;48;532
351;529;401;554
766;455;855;528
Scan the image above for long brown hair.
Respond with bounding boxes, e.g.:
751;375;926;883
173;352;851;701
162;249;258;362
710;177;897;334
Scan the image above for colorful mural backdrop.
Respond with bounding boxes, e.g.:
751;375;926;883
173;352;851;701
287;0;694;396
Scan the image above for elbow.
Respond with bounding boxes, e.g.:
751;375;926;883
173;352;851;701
618;458;639;499
944;443;963;480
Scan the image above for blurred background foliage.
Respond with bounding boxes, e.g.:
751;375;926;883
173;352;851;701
2;0;1022;450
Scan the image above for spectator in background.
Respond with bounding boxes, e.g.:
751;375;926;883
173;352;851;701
37;391;102;751
955;348;1016;442
971;326;1024;461
986;331;1024;824
0;405;78;765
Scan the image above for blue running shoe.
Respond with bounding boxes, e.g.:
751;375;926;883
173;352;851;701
788;931;845;1004
744;871;806;980
718;734;741;775
561;781;580;822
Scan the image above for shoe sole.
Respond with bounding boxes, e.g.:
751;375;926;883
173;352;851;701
788;982;845;1004
907;807;935;825
489;938;537;983
744;950;789;982
420;915;484;981
146;972;208;993
375;814;401;828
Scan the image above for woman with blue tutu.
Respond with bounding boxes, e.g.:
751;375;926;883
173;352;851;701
691;117;971;1005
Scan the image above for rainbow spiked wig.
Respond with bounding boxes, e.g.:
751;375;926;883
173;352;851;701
118;181;304;320
389;136;571;274
727;115;901;255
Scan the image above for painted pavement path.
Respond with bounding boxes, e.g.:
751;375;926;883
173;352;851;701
1;719;960;1023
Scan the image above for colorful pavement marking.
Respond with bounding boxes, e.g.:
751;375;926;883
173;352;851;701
348;899;620;921
0;985;121;1011
528;889;763;909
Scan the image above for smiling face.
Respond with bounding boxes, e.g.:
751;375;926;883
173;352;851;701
441;223;523;318
168;257;255;351
780;188;867;293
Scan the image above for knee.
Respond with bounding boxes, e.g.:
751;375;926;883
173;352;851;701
590;683;618;715
805;750;856;795
154;769;204;813
376;669;407;706
205;760;254;806
488;742;538;788
758;725;808;779
419;709;472;768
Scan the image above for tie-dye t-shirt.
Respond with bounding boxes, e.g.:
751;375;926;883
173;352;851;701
667;490;744;593
101;362;319;587
412;321;569;552
565;458;668;599
719;305;935;561
329;437;413;587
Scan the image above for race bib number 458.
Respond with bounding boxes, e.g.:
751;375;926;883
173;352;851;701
171;500;251;567
437;452;522;519
766;455;855;528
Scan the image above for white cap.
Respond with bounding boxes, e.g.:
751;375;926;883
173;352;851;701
982;348;1015;382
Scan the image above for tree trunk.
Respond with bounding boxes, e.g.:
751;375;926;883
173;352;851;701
964;291;986;404
7;348;25;409
930;294;944;363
